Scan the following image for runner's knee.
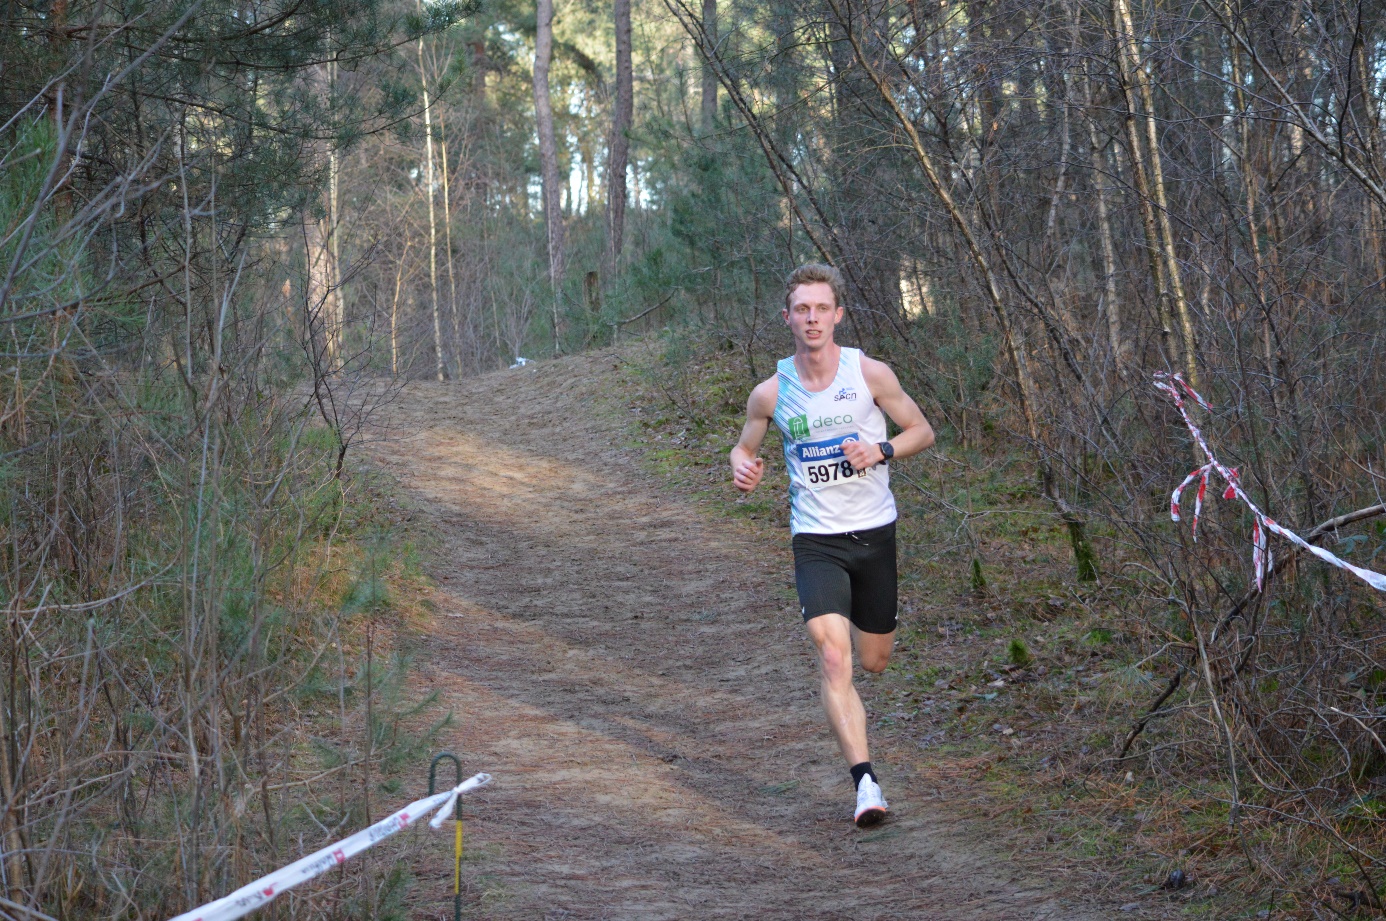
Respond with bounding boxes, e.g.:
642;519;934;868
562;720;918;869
860;649;890;674
817;640;853;685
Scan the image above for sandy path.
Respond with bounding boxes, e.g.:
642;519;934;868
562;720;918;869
359;352;1124;920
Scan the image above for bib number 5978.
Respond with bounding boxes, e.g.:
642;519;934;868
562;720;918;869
806;458;863;489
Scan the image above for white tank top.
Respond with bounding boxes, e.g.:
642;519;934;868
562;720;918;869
772;347;897;535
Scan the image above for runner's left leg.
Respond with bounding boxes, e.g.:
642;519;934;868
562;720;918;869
853;625;896;674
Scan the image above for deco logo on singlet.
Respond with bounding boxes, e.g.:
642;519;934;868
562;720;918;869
788;412;854;441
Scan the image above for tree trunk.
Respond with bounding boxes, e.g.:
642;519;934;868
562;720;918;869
607;0;633;269
0;683;28;900
417;31;445;381
699;0;717;133
391;243;410;375
1086;82;1128;371
1113;0;1197;383
1111;0;1176;372
1039;30;1083;346
327;147;342;362
438;108;461;377
327;56;343;364
470;39;487;96
534;0;566;348
304;213;340;366
305;61;342;367
584;270;602;316
1221;4;1274;373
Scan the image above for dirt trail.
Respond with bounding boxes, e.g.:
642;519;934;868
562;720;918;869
360;352;1127;920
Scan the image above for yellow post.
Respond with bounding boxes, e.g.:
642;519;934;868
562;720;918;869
429;751;466;921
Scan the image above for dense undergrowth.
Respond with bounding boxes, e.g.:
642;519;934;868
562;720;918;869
625;328;1386;920
0;358;447;919
0;115;446;919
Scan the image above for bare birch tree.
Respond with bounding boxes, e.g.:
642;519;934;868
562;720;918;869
417;25;446;381
1111;0;1196;382
534;0;566;348
439;106;462;376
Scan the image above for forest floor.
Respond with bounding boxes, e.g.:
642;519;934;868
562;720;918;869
356;345;1187;921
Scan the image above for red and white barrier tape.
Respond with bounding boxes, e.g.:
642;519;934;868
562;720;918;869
1155;372;1386;593
168;772;492;921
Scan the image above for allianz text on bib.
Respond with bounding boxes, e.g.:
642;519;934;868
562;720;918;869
796;433;872;490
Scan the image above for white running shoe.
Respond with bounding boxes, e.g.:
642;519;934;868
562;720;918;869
854;776;888;827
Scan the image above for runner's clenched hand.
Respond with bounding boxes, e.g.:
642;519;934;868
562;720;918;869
733;457;765;492
842;439;885;472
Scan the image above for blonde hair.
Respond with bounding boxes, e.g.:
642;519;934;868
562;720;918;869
783;263;846;311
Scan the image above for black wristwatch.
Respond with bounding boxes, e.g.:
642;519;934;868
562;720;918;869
877;441;894;463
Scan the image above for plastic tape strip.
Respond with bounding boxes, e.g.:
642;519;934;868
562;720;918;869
1155;373;1386;594
167;772;492;921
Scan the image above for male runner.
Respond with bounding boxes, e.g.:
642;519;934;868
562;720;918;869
730;263;934;827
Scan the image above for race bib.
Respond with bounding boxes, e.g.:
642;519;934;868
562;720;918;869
797;433;871;491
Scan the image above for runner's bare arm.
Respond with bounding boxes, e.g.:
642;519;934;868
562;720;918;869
730;376;778;493
844;357;934;470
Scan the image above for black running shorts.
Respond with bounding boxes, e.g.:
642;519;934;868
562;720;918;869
791;520;898;634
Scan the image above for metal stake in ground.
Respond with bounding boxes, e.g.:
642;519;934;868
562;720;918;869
429;751;466;921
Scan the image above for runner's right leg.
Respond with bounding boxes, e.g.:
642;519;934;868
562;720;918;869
807;613;889;825
806;613;869;766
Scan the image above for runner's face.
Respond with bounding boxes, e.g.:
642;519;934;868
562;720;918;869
784;282;843;350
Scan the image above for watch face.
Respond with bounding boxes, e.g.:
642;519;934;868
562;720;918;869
880;442;893;460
